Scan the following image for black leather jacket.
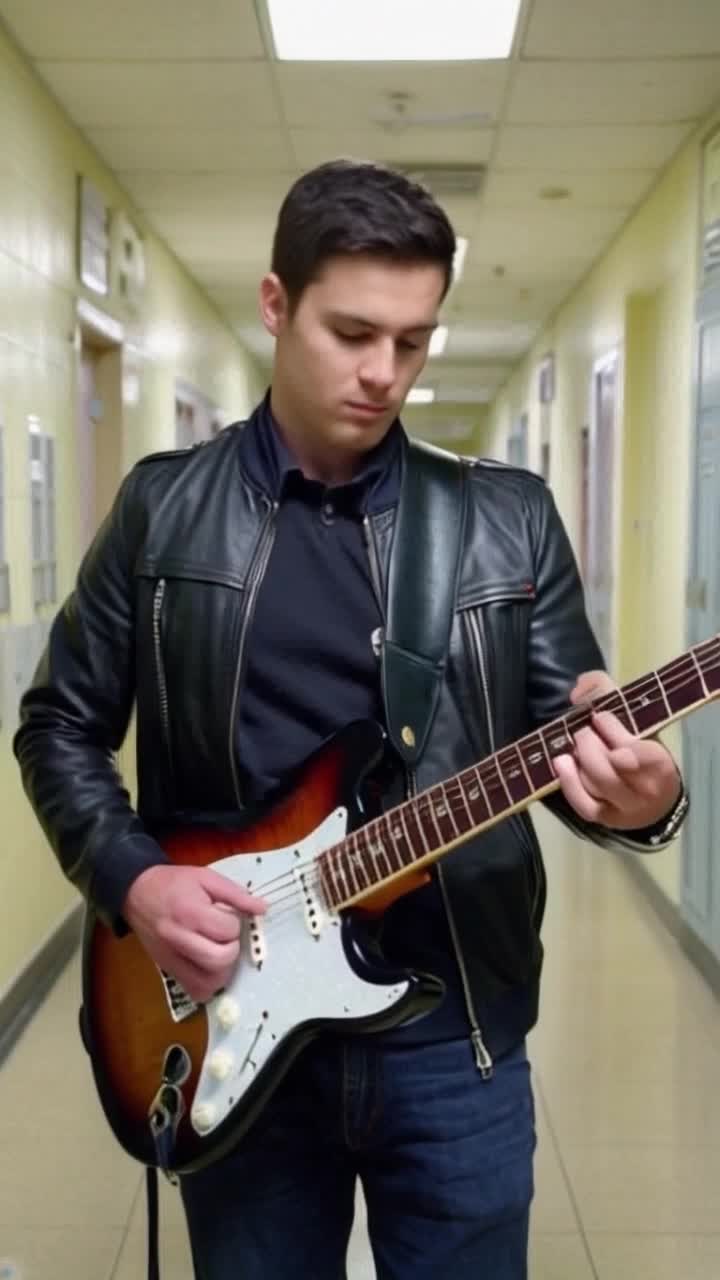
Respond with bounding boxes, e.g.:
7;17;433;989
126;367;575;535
14;420;675;1062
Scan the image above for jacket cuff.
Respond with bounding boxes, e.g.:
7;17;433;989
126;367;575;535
606;784;690;851
89;832;170;934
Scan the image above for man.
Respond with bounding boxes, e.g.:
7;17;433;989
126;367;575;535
15;160;686;1280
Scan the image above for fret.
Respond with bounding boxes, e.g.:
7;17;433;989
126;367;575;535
455;775;477;829
385;812;410;873
616;686;639;733
358;823;395;885
654;670;672;721
396;802;420;870
424;789;445;847
318;850;340;909
409;798;432;857
465;765;492;821
496;744;533;806
340;832;366;898
698;637;720;693
517;733;556;791
540;716;575;761
664;654;704;713
690;646;710;698
620;675;653;737
327;846;352;905
696;637;720;693
428;782;462;845
487;754;513;811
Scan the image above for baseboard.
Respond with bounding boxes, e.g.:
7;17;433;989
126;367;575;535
0;901;83;1067
615;851;720;999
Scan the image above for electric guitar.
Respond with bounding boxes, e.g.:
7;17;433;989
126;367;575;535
82;634;719;1174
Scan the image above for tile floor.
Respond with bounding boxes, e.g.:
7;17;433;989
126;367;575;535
1;808;719;1279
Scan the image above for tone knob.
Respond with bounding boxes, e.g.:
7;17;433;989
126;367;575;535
215;996;240;1029
192;1102;217;1133
208;1049;234;1081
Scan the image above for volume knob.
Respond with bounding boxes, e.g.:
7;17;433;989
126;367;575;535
208;1049;234;1081
215;996;240;1030
191;1102;217;1133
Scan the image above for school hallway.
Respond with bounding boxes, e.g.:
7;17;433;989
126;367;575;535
2;806;719;1280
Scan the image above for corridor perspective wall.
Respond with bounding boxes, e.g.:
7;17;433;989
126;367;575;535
484;107;720;907
0;25;264;994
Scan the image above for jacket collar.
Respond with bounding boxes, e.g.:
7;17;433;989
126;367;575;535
238;391;403;514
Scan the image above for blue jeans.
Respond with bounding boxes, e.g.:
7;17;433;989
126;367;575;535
180;1036;536;1279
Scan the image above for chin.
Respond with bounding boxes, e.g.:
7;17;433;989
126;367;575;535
335;415;394;446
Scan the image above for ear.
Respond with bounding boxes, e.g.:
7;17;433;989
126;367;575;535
259;273;289;338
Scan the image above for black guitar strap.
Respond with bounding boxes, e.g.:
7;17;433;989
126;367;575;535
382;438;468;768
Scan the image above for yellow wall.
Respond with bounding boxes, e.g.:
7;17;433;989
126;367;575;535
485;113;719;907
405;401;489;456
0;25;264;994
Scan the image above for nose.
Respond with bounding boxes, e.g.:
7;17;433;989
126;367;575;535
358;339;396;395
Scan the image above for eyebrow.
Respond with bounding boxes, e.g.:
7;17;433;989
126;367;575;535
327;311;437;335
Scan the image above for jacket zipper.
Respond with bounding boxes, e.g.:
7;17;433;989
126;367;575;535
368;502;495;1080
228;501;279;807
152;578;174;786
404;765;494;1079
362;515;384;614
467;606;542;920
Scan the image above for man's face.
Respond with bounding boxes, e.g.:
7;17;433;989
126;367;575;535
260;254;445;460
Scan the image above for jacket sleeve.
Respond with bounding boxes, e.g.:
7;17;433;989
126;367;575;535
13;467;169;930
526;481;685;853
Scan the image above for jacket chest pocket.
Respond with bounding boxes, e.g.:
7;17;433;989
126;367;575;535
456;580;536;752
134;569;245;796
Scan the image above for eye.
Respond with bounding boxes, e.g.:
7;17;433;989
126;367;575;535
335;330;368;345
398;340;421;353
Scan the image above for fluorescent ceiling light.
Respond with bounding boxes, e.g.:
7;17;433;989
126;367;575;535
407;388;435;405
453;237;469;284
267;0;522;61
429;325;448;357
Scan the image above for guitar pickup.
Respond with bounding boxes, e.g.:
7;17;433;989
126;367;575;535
294;869;326;938
248;916;266;967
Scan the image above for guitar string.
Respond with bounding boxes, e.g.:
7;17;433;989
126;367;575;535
249;670;712;931
248;649;720;917
247;647;719;913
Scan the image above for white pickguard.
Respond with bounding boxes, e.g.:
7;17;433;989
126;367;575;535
187;808;410;1136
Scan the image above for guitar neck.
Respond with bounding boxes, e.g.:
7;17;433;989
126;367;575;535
319;634;720;911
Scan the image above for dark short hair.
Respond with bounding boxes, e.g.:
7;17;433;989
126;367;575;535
271;159;456;306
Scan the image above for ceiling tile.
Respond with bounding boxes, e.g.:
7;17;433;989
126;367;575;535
461;206;628;275
85;126;293;172
275;61;509;127
494;122;692;170
523;0;720;59
289;127;495;169
443;324;540;359
0;0;267;59
482;169;655;207
34;61;281;128
118;171;298;213
507;59;720;125
148;209;274;256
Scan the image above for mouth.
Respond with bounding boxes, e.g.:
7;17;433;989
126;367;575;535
344;401;390;419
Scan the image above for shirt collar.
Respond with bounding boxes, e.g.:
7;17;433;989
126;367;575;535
239;391;403;514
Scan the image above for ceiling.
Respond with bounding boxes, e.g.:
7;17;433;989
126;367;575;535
2;0;720;409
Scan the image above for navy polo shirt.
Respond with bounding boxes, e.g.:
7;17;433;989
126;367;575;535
236;396;469;1043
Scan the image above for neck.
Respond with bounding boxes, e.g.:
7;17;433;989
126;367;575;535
269;388;358;486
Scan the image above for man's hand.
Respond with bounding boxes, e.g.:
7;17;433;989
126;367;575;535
123;864;266;1003
553;670;682;831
